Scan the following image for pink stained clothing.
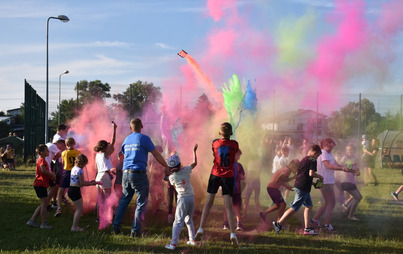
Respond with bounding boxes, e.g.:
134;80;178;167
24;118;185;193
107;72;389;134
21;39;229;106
267;166;292;189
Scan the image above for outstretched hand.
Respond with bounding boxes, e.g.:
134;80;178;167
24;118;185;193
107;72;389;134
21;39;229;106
194;144;198;152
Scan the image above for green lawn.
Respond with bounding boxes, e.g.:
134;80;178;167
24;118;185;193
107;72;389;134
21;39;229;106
0;166;402;253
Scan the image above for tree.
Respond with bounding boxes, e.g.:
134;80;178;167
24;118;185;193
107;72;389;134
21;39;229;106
193;93;214;118
0;121;13;138
50;98;78;128
75;80;111;106
0;111;5;116
113;81;162;117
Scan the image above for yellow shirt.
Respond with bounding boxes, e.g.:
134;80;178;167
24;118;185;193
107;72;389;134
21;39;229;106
61;149;81;171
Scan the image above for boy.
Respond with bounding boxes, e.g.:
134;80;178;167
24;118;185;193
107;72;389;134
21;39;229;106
26;144;56;229
195;122;239;246
223;149;245;231
260;159;299;222
272;144;323;235
165;144;198;250
46;138;66;209
55;137;81;217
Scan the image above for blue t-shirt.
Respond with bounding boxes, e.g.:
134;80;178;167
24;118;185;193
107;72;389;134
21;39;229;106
121;132;156;171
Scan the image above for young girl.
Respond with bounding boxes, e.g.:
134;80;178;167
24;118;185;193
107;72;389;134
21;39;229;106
68;154;97;231
339;144;362;220
94;122;117;202
26;144;56;229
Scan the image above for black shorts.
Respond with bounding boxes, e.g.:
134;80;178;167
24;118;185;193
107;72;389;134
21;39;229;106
207;174;234;196
68;186;82;201
34;186;48;198
340;182;357;191
6;158;13;164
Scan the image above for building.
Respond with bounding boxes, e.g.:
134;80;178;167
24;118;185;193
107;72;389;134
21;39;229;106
7;108;22;117
262;109;327;142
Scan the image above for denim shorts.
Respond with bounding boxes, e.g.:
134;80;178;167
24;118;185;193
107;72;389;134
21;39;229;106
290;187;313;212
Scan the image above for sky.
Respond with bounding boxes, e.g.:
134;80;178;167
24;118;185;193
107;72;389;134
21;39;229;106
1;0;402;116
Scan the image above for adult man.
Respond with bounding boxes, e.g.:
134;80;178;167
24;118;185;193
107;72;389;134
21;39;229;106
52;124;68;143
112;118;169;237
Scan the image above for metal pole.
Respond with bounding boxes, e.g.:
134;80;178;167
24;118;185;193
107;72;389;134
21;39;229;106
358;93;361;149
58;73;61;126
76;82;79;111
45;17;51;143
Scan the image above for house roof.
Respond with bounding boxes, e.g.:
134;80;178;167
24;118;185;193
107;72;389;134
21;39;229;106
266;109;327;123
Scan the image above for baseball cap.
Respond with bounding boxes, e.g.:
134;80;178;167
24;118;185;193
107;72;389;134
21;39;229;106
167;154;181;168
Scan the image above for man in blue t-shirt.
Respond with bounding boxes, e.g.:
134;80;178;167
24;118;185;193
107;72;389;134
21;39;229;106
112;118;169;237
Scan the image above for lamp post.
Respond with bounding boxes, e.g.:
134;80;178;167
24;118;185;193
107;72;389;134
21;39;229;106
58;70;69;126
45;15;69;143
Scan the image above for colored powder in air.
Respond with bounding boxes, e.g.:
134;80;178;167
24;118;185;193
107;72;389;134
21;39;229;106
222;74;244;126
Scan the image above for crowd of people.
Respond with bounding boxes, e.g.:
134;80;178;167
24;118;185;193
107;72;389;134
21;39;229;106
24;120;400;249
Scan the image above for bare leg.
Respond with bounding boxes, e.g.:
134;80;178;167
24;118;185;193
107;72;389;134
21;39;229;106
254;192;262;213
242;198;250;218
223;195;236;234
198;193;215;229
304;206;312;228
39;197;48;225
346;189;362;218
278;207;296;225
72;198;83;229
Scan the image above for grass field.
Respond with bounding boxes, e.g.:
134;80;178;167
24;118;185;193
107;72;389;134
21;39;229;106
0;166;402;253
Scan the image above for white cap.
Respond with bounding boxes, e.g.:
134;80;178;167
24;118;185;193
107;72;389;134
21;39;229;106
167;154;180;168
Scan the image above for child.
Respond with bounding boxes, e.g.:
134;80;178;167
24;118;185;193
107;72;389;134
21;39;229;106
272;144;323;235
149;145;166;214
55;137;81;217
223;149;245;231
26;144;56;229
391;185;403;201
339;144;362;220
94;122;117;221
5;144;15;170
68;154;97;231
272;147;282;174
195;122;239;246
242;157;262;219
165;144;198;250
260;159;299;222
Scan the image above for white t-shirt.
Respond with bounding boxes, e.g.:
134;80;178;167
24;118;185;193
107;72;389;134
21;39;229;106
70;165;83;185
168;165;193;198
96;152;113;173
317;149;336;184
272;155;281;173
45;143;60;167
52;133;65;143
277;156;290;170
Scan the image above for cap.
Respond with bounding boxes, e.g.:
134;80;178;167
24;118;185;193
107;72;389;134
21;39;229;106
362;135;366;139
167;154;181;168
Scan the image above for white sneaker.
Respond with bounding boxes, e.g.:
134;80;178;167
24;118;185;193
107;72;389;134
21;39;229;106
230;233;239;246
187;240;197;246
195;228;204;241
325;224;334;231
165;243;176;250
303;228;318;235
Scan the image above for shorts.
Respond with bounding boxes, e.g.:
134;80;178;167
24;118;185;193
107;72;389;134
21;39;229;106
267;187;284;204
290;187;313;212
206;174;234;196
60;170;71;188
232;193;242;208
245;178;260;199
340;182;357;191
68;186;82;201
96;171;113;189
34;186;48;198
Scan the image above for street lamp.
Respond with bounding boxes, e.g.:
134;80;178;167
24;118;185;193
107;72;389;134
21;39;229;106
45;15;69;143
58;70;69;126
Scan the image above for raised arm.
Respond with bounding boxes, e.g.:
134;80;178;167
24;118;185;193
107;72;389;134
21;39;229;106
190;144;198;169
105;122;117;157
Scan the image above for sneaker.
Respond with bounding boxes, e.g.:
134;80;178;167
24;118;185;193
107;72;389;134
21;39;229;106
168;214;173;224
26;219;39;228
54;208;62;217
348;216;359;221
111;225;121;235
311;219;321;228
272;221;282;234
259;212;267;222
165;243;176;250
187;240;197;246
71;226;84;232
230;233;239;246
195;228;204;241
40;222;53;229
130;231;141;238
50;201;58;209
324;224;334;231
223;221;229;230
236;223;244;231
303;228;318;235
391;192;399;201
341;203;348;212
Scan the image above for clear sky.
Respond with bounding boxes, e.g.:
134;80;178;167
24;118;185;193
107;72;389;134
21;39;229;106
1;0;402;115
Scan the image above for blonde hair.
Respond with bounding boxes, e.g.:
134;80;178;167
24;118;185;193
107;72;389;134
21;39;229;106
65;137;76;147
